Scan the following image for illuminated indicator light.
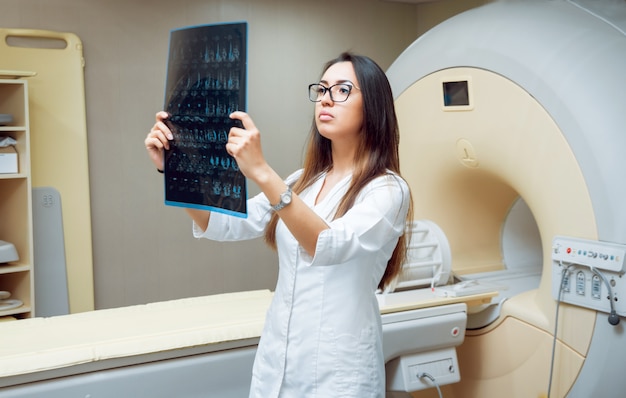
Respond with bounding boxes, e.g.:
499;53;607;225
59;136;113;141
567;248;572;254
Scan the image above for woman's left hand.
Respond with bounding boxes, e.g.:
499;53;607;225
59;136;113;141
226;111;272;184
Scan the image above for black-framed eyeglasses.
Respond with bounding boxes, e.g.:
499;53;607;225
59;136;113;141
308;83;360;103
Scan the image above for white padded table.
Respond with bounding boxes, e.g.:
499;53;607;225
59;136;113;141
0;289;272;390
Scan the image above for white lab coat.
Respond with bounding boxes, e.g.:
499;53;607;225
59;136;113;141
194;170;410;398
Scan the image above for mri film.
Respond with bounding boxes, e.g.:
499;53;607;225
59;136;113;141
163;22;247;217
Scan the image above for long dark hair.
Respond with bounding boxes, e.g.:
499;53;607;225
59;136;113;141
265;52;413;290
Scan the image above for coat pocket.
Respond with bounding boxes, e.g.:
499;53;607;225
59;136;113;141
316;326;380;397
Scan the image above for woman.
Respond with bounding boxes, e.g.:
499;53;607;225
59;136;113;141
145;52;413;397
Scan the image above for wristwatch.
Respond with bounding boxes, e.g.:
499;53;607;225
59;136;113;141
271;186;292;211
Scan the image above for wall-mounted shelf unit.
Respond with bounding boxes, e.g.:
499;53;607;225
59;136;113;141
0;76;34;319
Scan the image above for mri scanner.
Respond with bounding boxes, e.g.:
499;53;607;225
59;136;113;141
0;0;625;397
387;0;626;396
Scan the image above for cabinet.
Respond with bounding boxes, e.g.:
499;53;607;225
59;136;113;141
0;77;34;319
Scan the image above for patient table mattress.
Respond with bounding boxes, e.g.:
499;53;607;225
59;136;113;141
0;290;272;385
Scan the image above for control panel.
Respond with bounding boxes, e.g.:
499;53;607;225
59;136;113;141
552;236;626;317
552;236;626;272
386;347;460;393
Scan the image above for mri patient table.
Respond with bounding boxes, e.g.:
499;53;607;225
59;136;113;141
0;289;495;397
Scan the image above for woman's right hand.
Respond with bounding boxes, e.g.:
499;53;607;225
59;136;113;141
144;111;174;171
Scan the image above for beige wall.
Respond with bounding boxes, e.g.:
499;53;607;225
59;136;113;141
0;0;486;310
